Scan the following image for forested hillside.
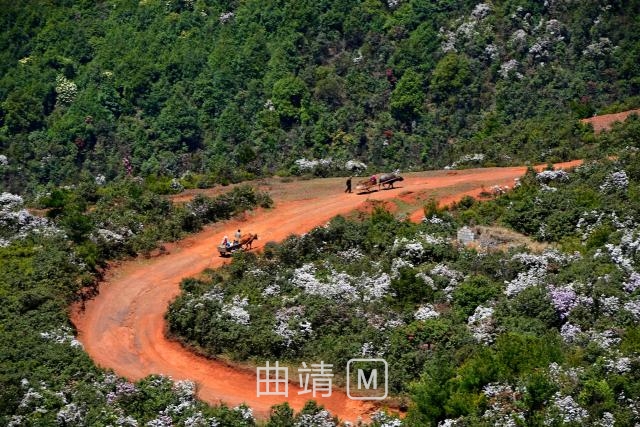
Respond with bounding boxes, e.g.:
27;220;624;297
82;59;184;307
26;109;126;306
168;152;640;426
2;0;639;193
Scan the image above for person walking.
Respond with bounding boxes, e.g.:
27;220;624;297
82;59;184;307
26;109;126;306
345;176;352;193
234;229;241;244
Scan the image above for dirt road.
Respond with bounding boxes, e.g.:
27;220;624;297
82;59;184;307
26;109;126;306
581;108;640;133
71;161;581;423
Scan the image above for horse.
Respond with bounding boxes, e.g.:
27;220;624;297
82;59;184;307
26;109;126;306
239;233;258;249
378;172;404;189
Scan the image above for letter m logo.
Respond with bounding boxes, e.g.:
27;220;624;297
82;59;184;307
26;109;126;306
358;369;377;390
347;359;388;400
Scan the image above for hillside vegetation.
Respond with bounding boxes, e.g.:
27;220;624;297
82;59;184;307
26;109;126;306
2;1;640;425
169;152;640;426
2;0;640;193
0;185;277;425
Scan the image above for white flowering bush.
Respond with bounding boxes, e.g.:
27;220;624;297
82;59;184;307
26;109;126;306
471;3;492;20
293;157;334;174
345;159;367;171
393;237;426;262
370;411;402;427
505;250;576;296
623;298;640;321
294;409;335;427
559;322;582;344
414;304;440;321
535;169;569;183
12;373;253;426
467;305;495;344
55;75;77;106
218;11;234;23
0;192;63;246
222;295;250;325
273;306;312;347
291;263;359;301
547;393;588;424
445;153;485;169
583;37;616;58
40;326;83;349
600;170;629;193
623;272;640;293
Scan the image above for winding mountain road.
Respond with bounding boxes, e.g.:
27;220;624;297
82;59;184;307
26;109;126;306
71;161;581;423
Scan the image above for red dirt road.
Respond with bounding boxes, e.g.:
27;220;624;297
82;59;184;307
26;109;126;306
581;108;640;133
71;161;581;423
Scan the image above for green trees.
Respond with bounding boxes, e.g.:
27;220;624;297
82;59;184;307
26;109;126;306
430;53;470;98
1;88;46;133
390;69;425;124
3;0;640;191
154;89;201;152
272;75;310;126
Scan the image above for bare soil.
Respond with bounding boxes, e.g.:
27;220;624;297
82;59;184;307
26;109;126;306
580;108;640;133
71;160;581;423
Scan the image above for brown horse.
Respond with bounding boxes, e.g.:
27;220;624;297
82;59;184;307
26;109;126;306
239;233;258;249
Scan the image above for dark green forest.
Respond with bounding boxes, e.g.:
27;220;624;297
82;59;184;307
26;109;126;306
2;0;640;193
3;0;640;425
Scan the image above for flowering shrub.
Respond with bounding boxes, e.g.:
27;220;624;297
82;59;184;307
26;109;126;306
273;306;312;347
414;304;440;321
10;373;256;426
293;158;334;175
623;272;640;293
345;160;367;171
55;75;77;106
0;192;63;247
445;153;485;169
535;169;569;183
294;409;335;427
560;322;582;344
219;11;234;23
223;296;250;325
548;393;588;424
467;305;495;344
40;326;83;349
371;411;402;427
471;3;492;20
600;170;629;193
583;37;616;58
547;285;578;319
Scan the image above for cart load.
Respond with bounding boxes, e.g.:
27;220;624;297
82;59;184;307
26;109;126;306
217;233;258;257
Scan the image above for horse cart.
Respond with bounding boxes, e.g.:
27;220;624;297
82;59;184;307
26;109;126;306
378;172;404;189
217;233;258;257
217;242;243;257
355;172;404;193
355;178;378;193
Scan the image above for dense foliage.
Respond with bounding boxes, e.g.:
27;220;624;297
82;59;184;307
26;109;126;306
36;182;272;269
2;0;640;193
3;0;640;425
168;153;640;425
0;186;292;426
